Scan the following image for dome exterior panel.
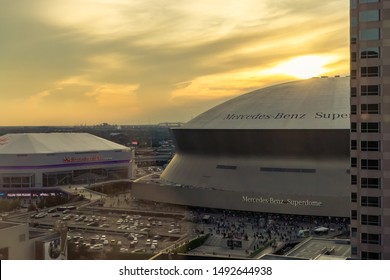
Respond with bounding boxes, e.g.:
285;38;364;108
184;77;349;130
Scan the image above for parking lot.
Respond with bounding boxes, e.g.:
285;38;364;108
4;181;350;260
26;203;189;255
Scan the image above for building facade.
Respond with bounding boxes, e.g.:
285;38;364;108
350;0;390;259
0;133;133;192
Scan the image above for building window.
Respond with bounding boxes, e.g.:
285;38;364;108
351;36;357;44
351;0;357;9
361;159;380;170
351;17;357;27
351;105;357;115
361;214;381;226
361;122;380;133
351;175;357;185
359;0;380;3
361;85;380;96
351;246;357;256
351;157;357;168
351;122;357;132
351;87;357;97
362;233;381;245
361;66;380;77
1;176;34;188
216;165;237;170
361;141;380;151
351;52;357;62
361;103;381;115
361;196;381;207
360;28;380;41
351;70;357;79
359;10;380;22
351;140;357;150
351;210;357;220
361;177;380;188
351;228;357;238
351;192;357;203
361;251;381;260
360;47;380;59
43;171;73;187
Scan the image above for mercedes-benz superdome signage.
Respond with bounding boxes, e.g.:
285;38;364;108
223;112;349;121
242;195;323;207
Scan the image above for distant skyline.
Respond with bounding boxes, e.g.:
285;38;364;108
0;0;349;126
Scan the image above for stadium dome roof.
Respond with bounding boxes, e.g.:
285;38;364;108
0;133;128;154
183;76;349;130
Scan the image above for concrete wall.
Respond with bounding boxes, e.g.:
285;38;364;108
0;223;35;260
132;182;349;217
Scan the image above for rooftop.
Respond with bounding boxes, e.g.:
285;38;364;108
0;221;23;230
0;133;129;154
182;77;349;130
284;237;351;260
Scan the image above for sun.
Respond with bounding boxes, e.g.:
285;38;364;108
269;55;334;79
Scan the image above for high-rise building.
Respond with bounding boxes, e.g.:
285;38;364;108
350;0;390;259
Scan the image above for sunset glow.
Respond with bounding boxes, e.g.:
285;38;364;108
267;55;338;79
0;0;349;125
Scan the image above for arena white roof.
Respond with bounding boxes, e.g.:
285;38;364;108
183;77;349;130
0;133;128;154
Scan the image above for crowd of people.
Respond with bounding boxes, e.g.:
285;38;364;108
191;208;350;253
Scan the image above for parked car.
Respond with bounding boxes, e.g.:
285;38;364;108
90;244;103;250
120;248;128;253
168;228;181;234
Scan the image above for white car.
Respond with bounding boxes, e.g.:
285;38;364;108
90;244;103;250
120;248;128;253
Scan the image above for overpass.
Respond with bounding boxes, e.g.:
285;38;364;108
135;155;172;164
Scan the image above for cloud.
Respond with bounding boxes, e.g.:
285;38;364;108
0;0;349;125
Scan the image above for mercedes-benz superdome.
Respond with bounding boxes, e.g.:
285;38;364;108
133;76;350;217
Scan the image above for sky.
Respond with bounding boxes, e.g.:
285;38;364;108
0;0;349;126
